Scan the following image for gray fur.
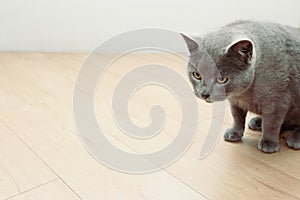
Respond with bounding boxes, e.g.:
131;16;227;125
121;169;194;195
181;20;300;153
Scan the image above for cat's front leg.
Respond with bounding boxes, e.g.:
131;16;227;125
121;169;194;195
258;113;285;153
224;104;247;142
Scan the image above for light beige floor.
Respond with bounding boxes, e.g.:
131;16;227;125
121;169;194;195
0;53;299;200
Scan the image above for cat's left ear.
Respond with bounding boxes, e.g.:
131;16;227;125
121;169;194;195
180;33;199;53
227;39;254;62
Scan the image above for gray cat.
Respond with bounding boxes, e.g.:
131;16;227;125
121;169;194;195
181;20;300;153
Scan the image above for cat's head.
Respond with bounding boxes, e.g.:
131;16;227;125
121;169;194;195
181;33;256;103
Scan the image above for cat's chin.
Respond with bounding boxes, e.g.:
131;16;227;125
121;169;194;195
205;99;213;103
204;98;226;103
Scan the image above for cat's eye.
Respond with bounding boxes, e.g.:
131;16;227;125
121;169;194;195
217;77;228;84
193;72;202;80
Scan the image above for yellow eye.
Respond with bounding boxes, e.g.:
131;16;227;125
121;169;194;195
193;72;201;80
217;77;228;84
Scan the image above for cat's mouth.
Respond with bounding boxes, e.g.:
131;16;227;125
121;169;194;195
194;91;226;102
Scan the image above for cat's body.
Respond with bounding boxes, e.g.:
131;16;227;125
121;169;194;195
181;20;300;153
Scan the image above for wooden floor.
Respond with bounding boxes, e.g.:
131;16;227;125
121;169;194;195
0;53;299;200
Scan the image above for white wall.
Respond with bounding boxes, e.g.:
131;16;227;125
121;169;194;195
1;0;299;52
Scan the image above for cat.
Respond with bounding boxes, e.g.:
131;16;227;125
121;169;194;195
181;20;300;153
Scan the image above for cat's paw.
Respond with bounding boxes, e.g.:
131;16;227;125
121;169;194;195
248;117;262;131
224;129;244;142
286;131;300;150
258;139;279;153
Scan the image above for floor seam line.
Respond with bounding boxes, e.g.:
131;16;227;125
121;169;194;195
5;178;59;200
0;118;84;200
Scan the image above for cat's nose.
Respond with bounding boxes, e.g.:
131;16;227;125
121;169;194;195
200;92;210;99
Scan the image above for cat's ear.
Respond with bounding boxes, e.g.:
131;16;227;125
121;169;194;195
227;39;253;62
180;33;199;53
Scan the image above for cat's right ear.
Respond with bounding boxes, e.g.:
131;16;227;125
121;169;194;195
180;33;199;53
226;39;254;63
